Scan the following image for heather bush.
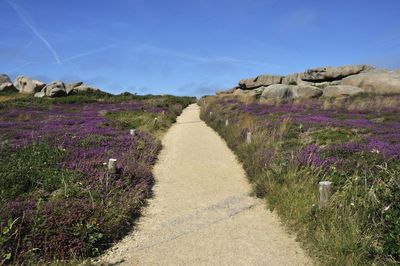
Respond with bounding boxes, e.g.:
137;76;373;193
200;95;400;265
0;94;194;264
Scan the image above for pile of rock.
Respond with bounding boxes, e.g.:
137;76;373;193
0;74;101;98
218;65;400;100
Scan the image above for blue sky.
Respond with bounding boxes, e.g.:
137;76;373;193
1;0;400;96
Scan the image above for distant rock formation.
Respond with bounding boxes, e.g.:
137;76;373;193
0;74;102;98
0;74;18;93
218;65;400;100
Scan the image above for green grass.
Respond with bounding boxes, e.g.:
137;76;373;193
0;144;79;202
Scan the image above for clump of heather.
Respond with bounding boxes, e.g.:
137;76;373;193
200;94;400;265
0;94;194;264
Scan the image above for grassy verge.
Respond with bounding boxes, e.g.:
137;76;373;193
0;93;195;264
199;95;400;265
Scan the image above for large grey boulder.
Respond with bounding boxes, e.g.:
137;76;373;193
302;65;373;82
292;85;323;99
233;87;264;98
260;84;295;100
43;80;67;97
15;76;45;94
341;70;400;94
0;74;18;93
282;73;304;85
239;74;283;89
34;91;46;98
323;85;364;97
66;82;83;95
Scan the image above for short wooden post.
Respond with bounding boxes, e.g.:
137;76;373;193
108;158;117;174
246;132;252;144
130;129;136;136
225;119;229;127
154;117;158;126
209;111;213;117
319;181;333;208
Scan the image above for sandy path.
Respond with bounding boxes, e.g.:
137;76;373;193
100;104;312;265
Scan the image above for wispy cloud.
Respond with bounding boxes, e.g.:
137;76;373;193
59;43;118;63
123;42;280;69
7;0;62;65
9;61;33;73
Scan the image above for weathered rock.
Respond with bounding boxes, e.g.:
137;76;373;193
0;82;18;93
0;74;12;85
71;85;97;93
260;84;295;100
302;65;373;82
282;73;303;85
234;87;265;98
292;85;323;99
43;80;66;97
15;76;45;94
239;74;283;89
341;71;400;94
34;91;46;98
323;85;364;97
65;82;83;95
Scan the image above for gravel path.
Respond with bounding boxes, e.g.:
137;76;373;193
100;104;312;265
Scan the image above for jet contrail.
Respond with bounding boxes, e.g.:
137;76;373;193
7;0;62;65
59;43;118;63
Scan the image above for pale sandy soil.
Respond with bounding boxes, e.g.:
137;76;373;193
99;104;313;266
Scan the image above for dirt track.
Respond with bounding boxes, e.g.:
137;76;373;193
100;104;312;265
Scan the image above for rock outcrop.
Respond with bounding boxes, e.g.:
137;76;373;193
292;85;323;99
15;76;45;94
239;75;284;90
0;74;18;93
302;65;373;82
218;64;400;100
261;84;295;100
66;82;84;95
341;70;400;94
43;80;67;97
322;85;364;97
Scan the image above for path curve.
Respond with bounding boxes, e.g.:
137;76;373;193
100;104;312;265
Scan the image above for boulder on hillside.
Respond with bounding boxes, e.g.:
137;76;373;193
70;85;98;94
323;85;364;97
15;76;45;94
260;84;295;100
0;74;12;85
65;82;83;95
302;65;373;82
233;87;264;98
239;74;283;89
0;75;18;93
292;85;323;99
282;73;303;85
341;71;400;94
34;91;46;98
43;80;67;97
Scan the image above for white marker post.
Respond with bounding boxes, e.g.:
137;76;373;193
130;129;136;136
246;132;252;144
154;117;158;126
225;119;229;127
319;181;333;208
209;111;213;117
108;158;117;174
